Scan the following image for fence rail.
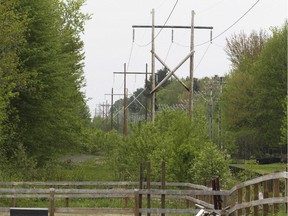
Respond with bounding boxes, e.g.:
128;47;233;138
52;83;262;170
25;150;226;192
0;172;287;215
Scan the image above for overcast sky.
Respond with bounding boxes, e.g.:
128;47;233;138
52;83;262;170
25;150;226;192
81;0;287;116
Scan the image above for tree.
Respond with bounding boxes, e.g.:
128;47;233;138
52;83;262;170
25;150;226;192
225;30;268;70
0;0;28;157
252;23;287;154
222;23;287;158
0;0;90;167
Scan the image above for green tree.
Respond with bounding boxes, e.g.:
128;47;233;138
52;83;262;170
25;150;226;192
0;0;90;167
222;23;287;158
252;23;287;154
0;0;28;159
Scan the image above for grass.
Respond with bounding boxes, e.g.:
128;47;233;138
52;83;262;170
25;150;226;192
46;155;115;182
230;160;287;175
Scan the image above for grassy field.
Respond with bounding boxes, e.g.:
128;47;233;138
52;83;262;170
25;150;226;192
230;161;287;175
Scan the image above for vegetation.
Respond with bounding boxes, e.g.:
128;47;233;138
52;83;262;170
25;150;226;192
0;0;286;197
0;0;91;180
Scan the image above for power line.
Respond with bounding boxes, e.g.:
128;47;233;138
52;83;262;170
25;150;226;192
194;43;211;72
196;0;261;47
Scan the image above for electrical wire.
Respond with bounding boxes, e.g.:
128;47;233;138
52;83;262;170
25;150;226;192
194;43;211;72
172;0;262;48
127;41;134;70
164;42;173;62
196;0;261;47
136;0;179;47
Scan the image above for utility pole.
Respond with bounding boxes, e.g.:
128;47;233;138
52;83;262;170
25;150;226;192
218;77;223;149
145;63;148;121
189;11;195;118
111;88;114;130
113;65;152;125
151;8;156;122
209;82;213;141
123;63;128;136
133;10;213;119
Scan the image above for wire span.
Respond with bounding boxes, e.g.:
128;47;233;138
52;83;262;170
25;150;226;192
136;0;179;47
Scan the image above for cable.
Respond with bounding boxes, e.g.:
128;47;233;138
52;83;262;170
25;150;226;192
194;43;211;72
127;41;134;71
164;42;173;62
196;0;261;47
136;0;179;47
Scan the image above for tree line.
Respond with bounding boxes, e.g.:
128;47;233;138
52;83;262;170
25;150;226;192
0;0;91;179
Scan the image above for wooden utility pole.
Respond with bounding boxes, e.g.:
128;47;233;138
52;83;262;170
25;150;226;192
189;11;195;118
151;8;156;122
133;10;212;120
113;66;152;126
111;88;114;130
209;82;213;141
123;63;128;136
145;63;148;121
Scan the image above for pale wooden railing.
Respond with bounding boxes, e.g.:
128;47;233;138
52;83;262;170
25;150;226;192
0;172;287;215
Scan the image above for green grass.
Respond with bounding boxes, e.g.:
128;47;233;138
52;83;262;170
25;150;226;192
47;156;115;182
230;161;287;175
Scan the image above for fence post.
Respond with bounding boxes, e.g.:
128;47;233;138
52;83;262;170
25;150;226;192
273;178;280;214
237;188;242;216
253;183;259;216
263;181;269;216
125;184;129;208
212;176;222;210
245;185;250;215
134;189;140;216
139;162;143;216
12;185;16;207
65;197;69;207
147;161;151;216
161;161;166;216
49;188;55;216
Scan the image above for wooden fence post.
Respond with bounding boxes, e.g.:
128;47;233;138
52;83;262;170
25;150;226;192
273;178;280;214
161;161;166;216
12;185;16;207
212;176;222;210
139;162;143;216
134;189;140;216
125;184;129;208
49;188;55;216
263;181;269;216
237;188;242;216
147;161;151;216
245;185;250;215
253;183;259;216
65;197;69;207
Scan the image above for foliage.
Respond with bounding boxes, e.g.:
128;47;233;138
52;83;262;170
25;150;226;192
98;109;231;187
0;0;91;172
222;22;287;158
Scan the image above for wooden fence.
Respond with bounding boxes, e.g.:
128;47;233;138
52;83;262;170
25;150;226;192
0;172;287;215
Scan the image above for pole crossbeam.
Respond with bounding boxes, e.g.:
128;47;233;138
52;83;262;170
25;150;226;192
132;25;213;30
114;72;152;75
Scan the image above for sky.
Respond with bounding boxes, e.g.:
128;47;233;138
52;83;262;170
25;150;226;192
80;0;287;116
